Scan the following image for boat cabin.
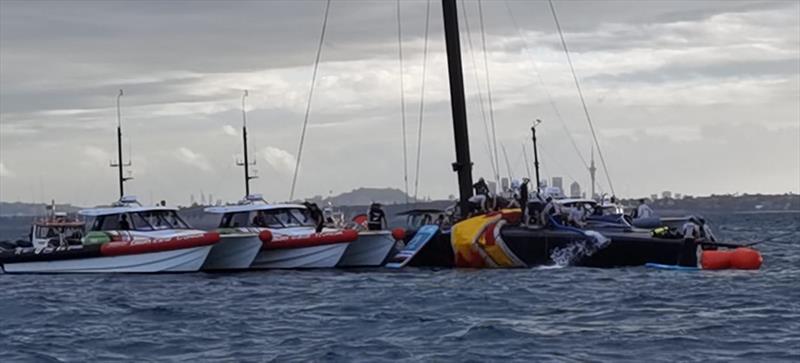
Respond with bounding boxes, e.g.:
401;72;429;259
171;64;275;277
205;195;316;230
30;212;85;248
79;196;192;232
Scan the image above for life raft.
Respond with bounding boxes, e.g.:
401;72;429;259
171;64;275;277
259;229;358;250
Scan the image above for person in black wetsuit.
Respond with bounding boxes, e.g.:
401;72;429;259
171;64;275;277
303;202;325;233
367;202;387;231
519;177;530;224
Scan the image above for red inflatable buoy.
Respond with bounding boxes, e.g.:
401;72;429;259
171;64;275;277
701;250;731;270
730;248;763;270
391;228;406;241
259;230;273;243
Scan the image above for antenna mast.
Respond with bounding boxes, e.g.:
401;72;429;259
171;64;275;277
110;89;132;198
237;90;257;196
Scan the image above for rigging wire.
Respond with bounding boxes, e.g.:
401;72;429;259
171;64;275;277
290;0;331;201
459;0;498;180
547;0;615;195
477;0;501;186
521;142;532;180
412;0;431;202
503;0;588;169
501;143;514;181
396;0;409;204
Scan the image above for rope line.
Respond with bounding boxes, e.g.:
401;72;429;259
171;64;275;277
396;0;409;204
290;0;331;200
548;0;615;195
460;0;498;181
477;0;501;186
503;0;588;169
412;0;431;202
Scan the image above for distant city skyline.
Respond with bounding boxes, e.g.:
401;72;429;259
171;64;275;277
1;1;798;206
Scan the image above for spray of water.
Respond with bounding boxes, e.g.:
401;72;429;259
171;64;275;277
550;231;610;267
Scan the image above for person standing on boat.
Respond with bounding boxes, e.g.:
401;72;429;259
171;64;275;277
637;199;654;219
519;178;530;223
541;197;562;226
679;218;701;265
470;177;491;213
303;202;325;233
367;202;387;231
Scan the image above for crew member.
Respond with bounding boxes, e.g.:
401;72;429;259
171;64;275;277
304;201;325;232
118;214;131;230
541;197;561;226
519;178;530;225
637;199;654;219
679;218;701;265
367;202;387;231
567;205;586;228
470;177;491;213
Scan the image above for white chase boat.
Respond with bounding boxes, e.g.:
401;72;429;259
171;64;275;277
205;196;357;269
0;197;220;273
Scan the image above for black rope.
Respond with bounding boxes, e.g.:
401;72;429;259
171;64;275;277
396;0;409;204
290;0;331;200
548;0;615;195
412;0;431;202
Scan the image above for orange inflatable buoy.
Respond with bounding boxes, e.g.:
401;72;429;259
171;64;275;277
701;250;732;270
730;248;763;270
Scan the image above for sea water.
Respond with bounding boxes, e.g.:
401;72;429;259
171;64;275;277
1;212;798;362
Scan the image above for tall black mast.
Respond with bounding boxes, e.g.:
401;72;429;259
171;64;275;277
110;89;131;198
238;90;257;196
531;119;542;192
441;0;473;218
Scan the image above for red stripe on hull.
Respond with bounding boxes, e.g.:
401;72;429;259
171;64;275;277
260;229;358;250
100;232;220;257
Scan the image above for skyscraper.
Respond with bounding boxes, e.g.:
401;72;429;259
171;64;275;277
570;181;581;198
552;177;563;191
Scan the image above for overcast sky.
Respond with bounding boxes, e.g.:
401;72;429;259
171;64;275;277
1;0;798;206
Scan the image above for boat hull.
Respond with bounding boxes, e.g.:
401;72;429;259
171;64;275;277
337;231;396;267
201;234;262;271
250;242;349;269
1;245;213;274
409;226;697;268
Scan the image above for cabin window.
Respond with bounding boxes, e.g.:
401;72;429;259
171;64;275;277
221;212;251;228
137;210;190;230
290;209;315;227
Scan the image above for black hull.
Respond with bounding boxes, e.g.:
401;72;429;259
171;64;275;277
409;226;697;268
0;245;102;264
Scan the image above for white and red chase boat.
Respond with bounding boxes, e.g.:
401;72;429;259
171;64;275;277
0;196;221;274
205;196;357;269
343;213;402;267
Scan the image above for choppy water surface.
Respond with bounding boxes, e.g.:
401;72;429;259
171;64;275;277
1;213;798;362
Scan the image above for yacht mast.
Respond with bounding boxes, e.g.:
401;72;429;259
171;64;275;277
441;0;473;218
